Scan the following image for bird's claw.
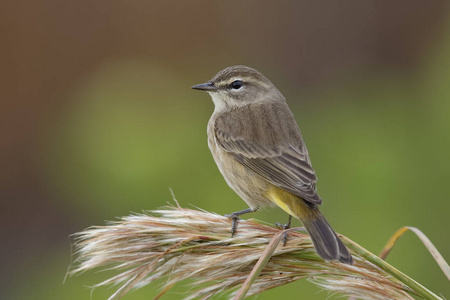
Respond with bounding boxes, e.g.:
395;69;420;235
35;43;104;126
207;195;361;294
276;215;292;246
224;208;256;237
224;213;240;237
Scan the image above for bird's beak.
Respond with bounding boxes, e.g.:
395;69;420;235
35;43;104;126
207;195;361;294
191;82;218;91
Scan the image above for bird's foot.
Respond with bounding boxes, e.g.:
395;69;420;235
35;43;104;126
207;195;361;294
275;215;292;246
224;208;257;237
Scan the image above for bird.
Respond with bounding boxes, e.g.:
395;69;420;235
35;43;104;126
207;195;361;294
192;65;352;264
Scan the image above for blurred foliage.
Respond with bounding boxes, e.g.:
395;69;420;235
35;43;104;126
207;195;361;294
4;2;450;299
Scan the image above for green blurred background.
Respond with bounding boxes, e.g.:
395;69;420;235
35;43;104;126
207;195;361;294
2;1;450;299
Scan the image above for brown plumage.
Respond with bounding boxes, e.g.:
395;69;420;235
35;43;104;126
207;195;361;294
193;65;352;264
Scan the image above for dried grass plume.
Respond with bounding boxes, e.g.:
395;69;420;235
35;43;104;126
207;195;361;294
70;204;443;300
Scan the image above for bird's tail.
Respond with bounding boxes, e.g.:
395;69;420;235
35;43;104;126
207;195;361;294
267;186;353;264
298;207;353;264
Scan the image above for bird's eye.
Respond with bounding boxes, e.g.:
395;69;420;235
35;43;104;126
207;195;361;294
231;80;243;90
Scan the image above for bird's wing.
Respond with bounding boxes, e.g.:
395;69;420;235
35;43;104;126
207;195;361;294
214;102;322;205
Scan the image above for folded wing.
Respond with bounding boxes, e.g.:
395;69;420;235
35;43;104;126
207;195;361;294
214;101;322;205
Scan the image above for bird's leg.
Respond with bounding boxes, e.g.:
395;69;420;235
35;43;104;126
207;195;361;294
275;215;292;246
225;208;257;237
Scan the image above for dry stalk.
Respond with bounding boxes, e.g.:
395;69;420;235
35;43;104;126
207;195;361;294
70;205;442;300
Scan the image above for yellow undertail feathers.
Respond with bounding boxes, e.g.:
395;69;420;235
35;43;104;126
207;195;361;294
267;185;353;264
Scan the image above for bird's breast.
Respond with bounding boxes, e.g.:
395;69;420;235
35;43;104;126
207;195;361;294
207;116;275;209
